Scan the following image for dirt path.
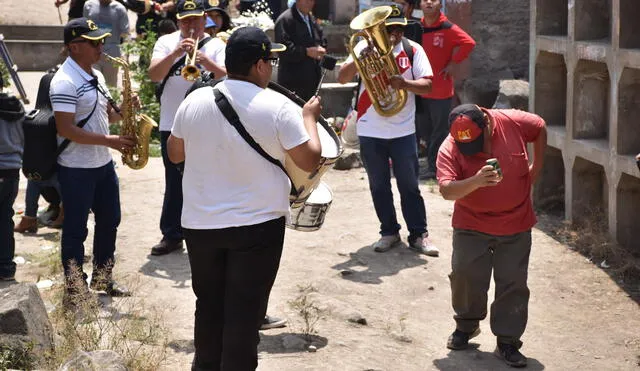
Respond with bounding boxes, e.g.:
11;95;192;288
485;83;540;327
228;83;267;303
7;154;640;370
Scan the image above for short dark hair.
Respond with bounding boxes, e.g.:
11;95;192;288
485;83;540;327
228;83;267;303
227;58;259;76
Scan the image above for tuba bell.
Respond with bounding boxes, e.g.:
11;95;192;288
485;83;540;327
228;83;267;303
349;6;407;117
181;29;201;81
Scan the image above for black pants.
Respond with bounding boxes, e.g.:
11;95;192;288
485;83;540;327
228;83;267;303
185;217;285;371
160;131;183;241
415;97;453;173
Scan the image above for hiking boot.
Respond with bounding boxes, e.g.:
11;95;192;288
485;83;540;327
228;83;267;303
372;234;401;252
14;216;37;233
408;234;439;257
90;278;132;297
446;328;481;350
47;205;64;229
151;239;184;256
494;343;528;368
260;315;287;330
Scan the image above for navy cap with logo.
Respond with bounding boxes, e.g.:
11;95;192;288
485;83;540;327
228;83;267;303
63;17;112;45
448;104;488;155
176;0;206;19
225;27;286;68
385;4;408;26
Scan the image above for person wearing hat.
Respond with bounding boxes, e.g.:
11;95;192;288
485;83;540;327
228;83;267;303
166;26;323;370
82;0;130;87
436;104;547;367
204;0;231;36
50;18;137;305
274;0;327;102
203;15;217;36
337;5;438;256
148;0;227;256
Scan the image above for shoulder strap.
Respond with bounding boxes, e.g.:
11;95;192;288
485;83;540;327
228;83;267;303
55;88;99;156
157;37;215;100
423;21;453;33
212;88;298;197
401;37;415;80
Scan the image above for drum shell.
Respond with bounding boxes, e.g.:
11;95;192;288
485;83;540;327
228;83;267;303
287;182;333;231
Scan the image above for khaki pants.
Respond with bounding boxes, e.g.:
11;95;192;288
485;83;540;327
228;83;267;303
93;58;119;88
449;229;531;347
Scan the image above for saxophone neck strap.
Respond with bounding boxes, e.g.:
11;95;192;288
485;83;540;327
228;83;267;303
212;87;298;197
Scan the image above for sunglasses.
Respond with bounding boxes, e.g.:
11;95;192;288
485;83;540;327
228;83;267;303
262;57;279;66
70;38;106;47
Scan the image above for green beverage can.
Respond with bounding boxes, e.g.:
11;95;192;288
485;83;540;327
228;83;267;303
486;158;502;177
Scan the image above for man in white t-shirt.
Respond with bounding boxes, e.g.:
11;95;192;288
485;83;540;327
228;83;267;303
50;18;136;306
167;26;322;370
148;0;226;256
338;5;439;256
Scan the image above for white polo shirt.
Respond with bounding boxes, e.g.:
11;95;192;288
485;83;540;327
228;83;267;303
171;79;310;229
346;39;433;139
50;57;112;169
152;31;227;131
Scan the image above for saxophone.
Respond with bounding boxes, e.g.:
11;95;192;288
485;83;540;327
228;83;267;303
104;54;158;169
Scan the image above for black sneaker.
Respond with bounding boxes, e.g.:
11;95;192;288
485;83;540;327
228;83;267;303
151;239;184;256
260;315;287;330
494;343;527;368
446;328;481;350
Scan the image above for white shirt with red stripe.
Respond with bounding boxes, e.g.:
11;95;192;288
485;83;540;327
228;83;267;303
346;38;433;139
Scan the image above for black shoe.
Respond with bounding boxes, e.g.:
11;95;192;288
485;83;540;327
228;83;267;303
151;239;184;256
90;278;132;297
260;315;287;330
494;343;527;368
446;328;481;350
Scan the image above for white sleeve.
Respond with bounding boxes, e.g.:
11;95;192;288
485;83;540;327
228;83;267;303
276;101;310;150
151;35;172;61
410;41;433;79
207;39;226;67
50;79;78;113
171;95;187;139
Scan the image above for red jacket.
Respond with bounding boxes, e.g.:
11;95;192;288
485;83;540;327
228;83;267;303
421;13;476;99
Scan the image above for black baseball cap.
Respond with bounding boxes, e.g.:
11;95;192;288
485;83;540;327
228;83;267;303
225;27;286;67
448;104;488;155
385;4;408;26
176;0;205;20
63;17;111;44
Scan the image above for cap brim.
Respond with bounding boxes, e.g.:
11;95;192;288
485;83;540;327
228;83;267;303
455;131;484;156
271;43;286;52
81;29;112;40
177;10;205;19
385;18;407;26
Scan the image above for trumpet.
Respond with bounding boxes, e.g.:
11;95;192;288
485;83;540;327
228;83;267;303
181;29;201;81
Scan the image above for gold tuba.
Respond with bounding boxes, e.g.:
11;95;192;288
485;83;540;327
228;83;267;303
181;29;201;81
349;6;407;117
104;54;158;169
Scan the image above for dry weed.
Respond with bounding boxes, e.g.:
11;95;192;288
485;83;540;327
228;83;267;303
288;284;326;340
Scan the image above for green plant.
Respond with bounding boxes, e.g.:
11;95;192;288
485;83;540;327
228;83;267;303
0;62;11;89
121;20;161;141
0;343;36;370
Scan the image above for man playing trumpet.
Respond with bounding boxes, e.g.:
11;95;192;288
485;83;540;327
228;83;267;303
148;0;226;256
338;5;438;255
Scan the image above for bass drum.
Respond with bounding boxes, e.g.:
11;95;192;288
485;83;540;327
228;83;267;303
267;82;343;209
287;182;333;231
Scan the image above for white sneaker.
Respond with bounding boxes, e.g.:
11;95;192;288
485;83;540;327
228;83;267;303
373;234;401;252
408;234;439;257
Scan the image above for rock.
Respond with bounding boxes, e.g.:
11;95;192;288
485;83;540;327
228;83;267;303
428;286;435;291
0;283;54;367
58;350;127;371
308;344;317;352
333;152;363;171
390;331;413;343
492;80;530;111
347;312;367;325
282;334;307;351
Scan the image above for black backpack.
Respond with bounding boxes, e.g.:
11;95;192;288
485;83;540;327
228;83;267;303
22;67;97;181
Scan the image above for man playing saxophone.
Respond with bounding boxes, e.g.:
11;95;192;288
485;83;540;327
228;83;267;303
148;0;226;256
50;18;136;307
338;5;438;255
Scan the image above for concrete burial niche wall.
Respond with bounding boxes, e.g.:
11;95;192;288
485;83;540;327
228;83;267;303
531;0;640;253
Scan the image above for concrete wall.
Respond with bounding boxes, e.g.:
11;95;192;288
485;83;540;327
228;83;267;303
1;25;65;71
530;0;640;254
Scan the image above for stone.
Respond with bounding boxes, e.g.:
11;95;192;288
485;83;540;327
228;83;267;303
282;334;307;351
0;283;54;367
58;350;127;371
333;152;363;171
492;80;530;111
347;312;367;326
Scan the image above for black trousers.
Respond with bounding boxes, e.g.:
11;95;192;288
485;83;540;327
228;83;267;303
185;217;285;371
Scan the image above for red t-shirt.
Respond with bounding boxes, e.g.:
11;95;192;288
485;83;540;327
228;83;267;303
420;13;476;99
436;109;545;236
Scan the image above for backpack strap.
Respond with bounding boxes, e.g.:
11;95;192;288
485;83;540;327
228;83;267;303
212;88;299;197
156;36;214;101
401;37;415;80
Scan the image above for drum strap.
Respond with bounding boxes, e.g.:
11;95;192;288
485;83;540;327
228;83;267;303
212;88;299;197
